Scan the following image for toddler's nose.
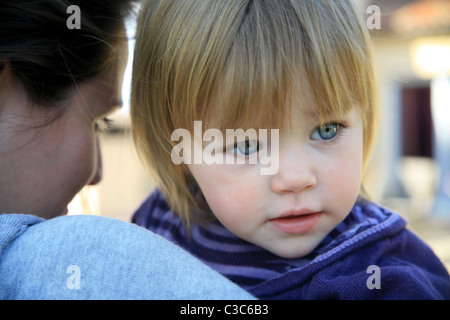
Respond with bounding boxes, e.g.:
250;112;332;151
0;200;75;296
270;146;316;194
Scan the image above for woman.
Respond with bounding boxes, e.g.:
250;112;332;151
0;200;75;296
0;0;253;300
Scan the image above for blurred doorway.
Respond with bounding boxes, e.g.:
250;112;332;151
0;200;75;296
399;84;437;219
401;85;433;158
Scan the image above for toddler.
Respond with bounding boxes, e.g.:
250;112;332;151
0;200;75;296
131;0;450;299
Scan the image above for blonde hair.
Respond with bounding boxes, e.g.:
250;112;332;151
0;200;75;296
131;0;378;225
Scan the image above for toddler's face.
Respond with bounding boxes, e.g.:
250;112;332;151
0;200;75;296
188;89;363;259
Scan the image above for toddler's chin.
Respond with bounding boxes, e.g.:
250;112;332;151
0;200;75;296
259;234;327;260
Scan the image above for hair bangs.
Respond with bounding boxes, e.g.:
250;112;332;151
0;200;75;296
200;0;372;135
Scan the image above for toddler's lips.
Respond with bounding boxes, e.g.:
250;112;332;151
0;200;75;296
270;212;322;234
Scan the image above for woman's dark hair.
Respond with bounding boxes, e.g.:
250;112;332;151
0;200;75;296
0;0;135;106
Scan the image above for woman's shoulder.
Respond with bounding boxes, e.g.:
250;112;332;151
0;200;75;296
0;214;44;253
0;212;255;300
132;188;183;232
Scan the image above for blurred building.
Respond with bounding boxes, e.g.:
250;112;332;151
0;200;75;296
355;0;450;223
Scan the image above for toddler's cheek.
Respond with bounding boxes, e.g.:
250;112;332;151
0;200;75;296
329;167;361;214
208;188;261;231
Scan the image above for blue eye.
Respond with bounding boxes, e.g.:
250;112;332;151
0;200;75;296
311;123;339;140
233;140;259;155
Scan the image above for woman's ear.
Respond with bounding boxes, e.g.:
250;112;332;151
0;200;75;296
0;60;19;107
0;60;17;89
0;60;12;80
0;61;7;113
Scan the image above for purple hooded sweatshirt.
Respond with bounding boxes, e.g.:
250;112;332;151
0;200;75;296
133;189;450;299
